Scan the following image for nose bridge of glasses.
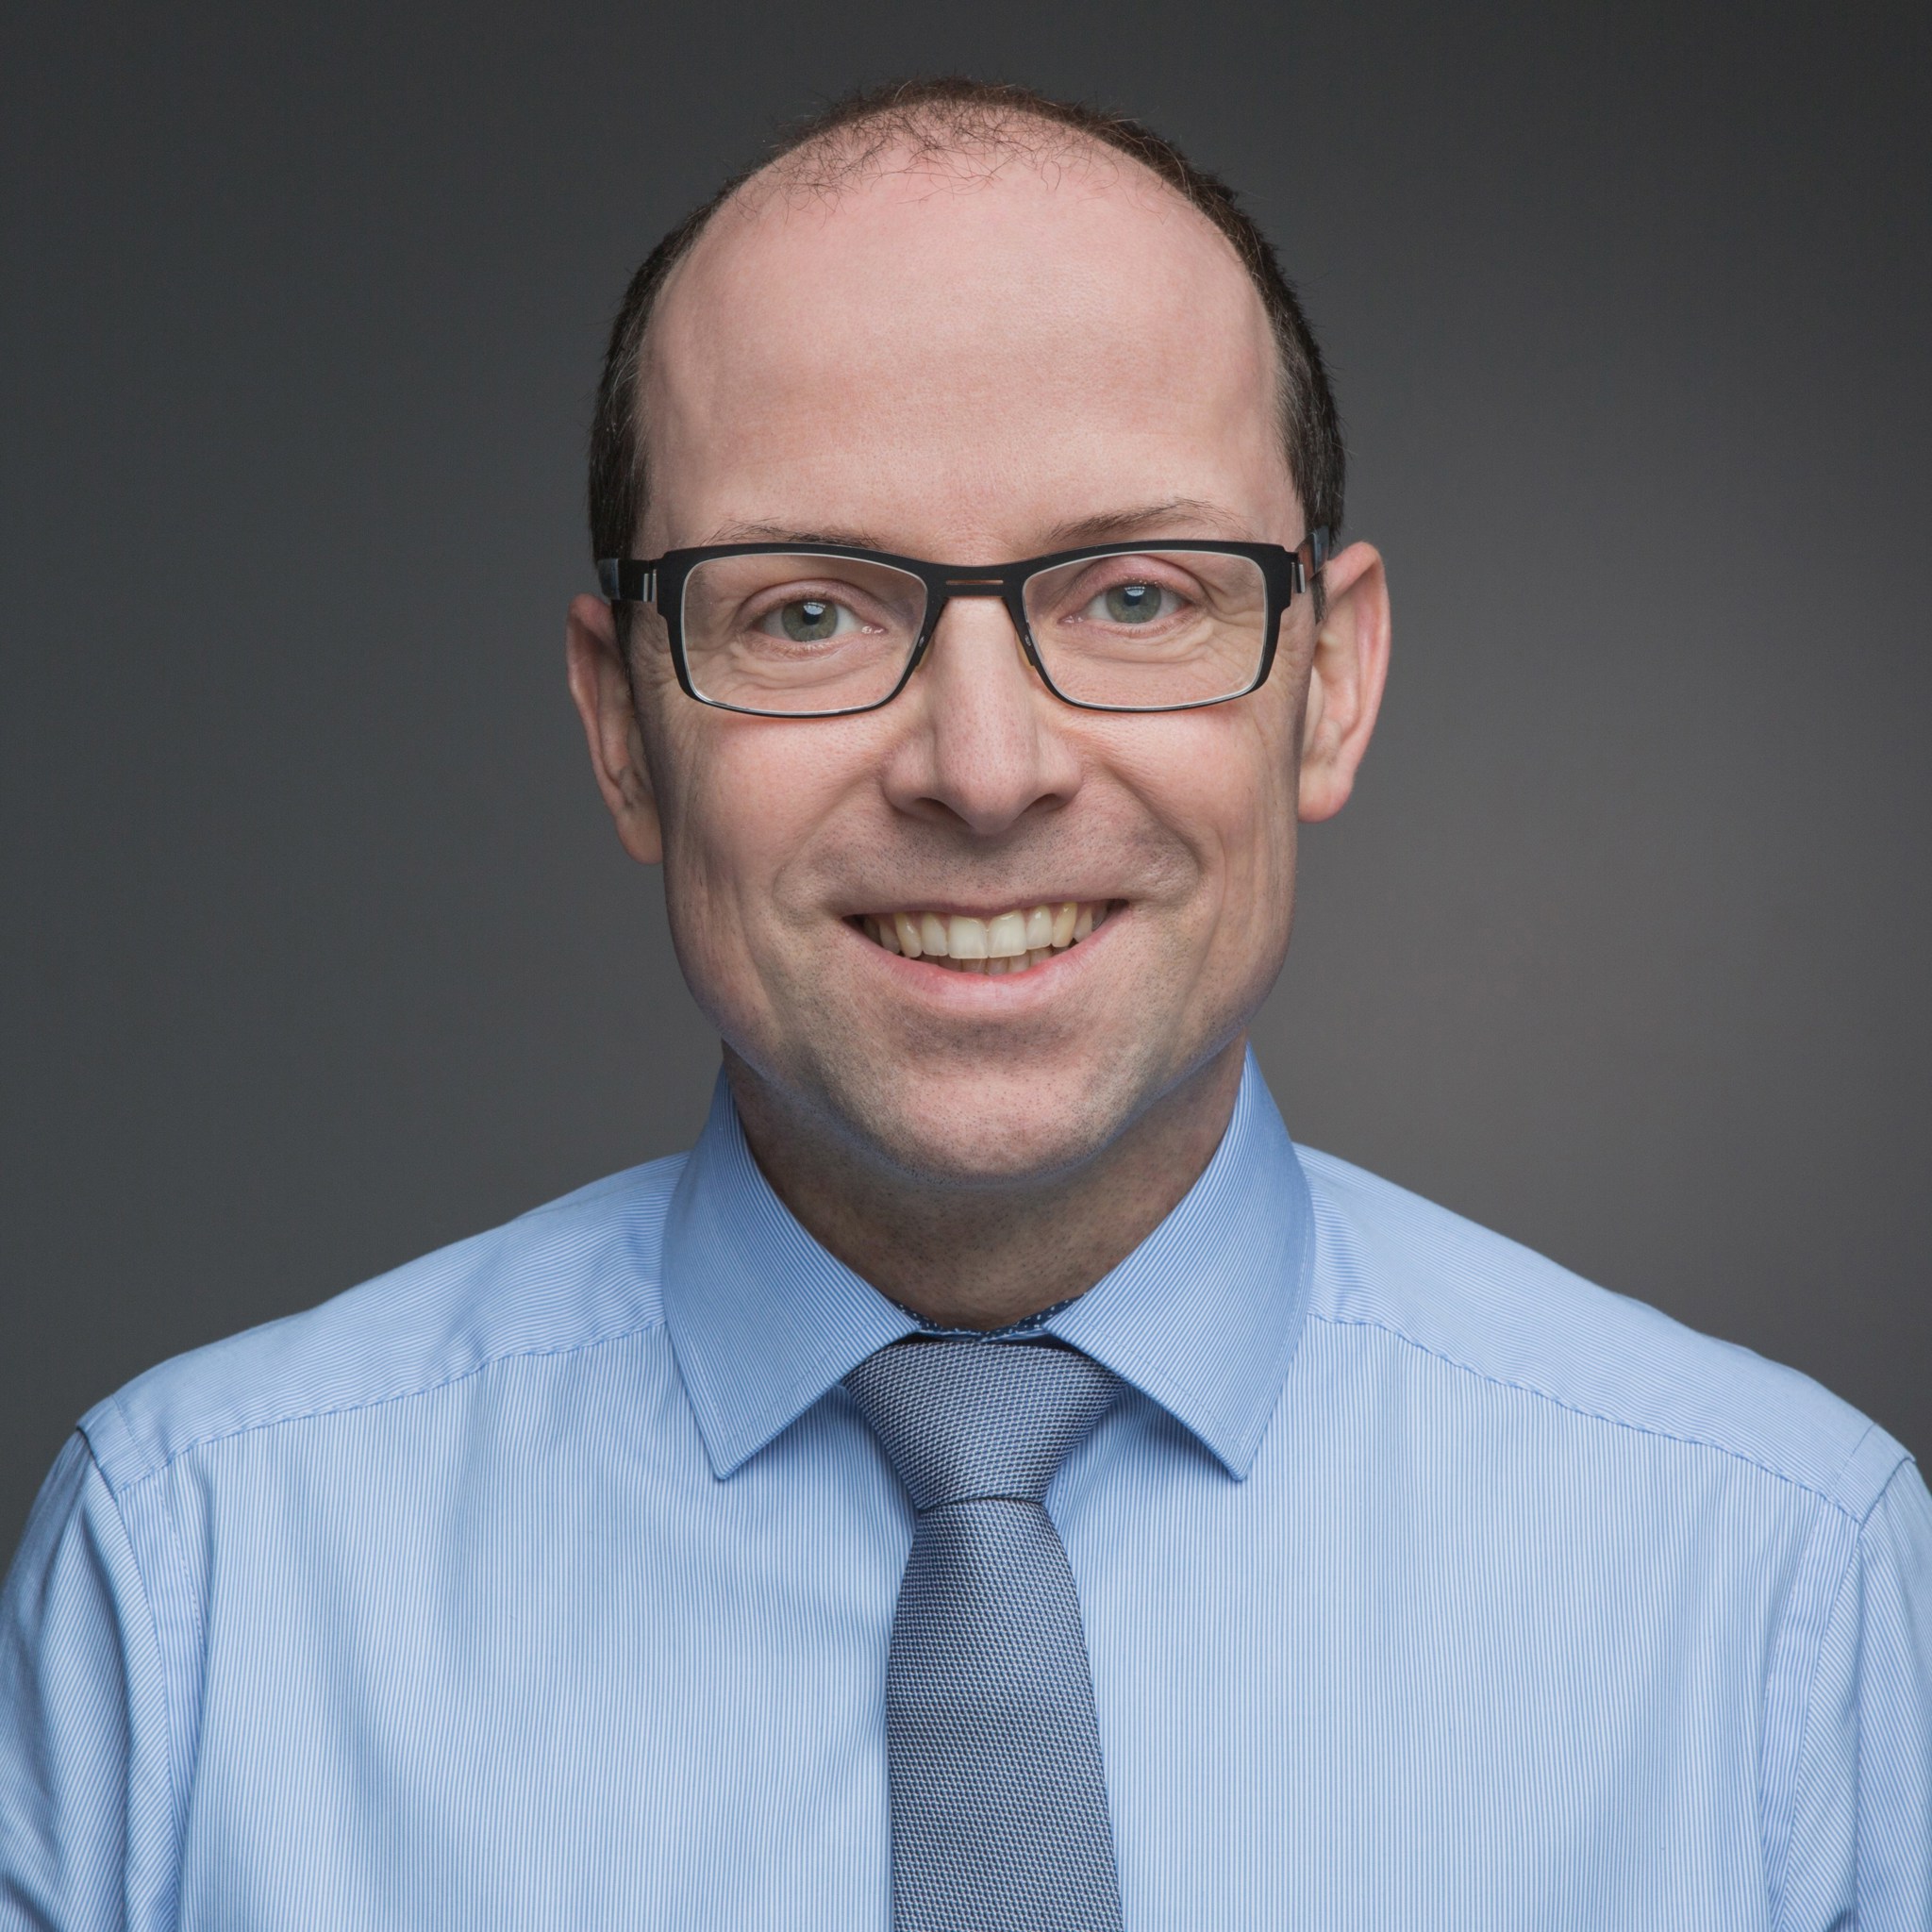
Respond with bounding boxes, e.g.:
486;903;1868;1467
927;575;1028;643
921;576;1037;682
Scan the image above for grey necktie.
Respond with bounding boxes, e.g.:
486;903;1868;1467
844;1337;1125;1932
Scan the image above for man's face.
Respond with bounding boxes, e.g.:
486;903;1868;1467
572;150;1385;1187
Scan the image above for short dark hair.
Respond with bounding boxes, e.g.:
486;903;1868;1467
587;77;1345;579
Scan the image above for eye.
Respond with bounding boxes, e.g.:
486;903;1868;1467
756;596;864;643
1083;580;1181;625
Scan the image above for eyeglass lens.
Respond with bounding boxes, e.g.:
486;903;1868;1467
1022;550;1268;709
677;550;1271;715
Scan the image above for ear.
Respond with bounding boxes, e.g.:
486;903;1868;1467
566;593;664;865
1296;541;1391;824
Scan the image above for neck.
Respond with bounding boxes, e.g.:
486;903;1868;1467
724;1039;1247;1330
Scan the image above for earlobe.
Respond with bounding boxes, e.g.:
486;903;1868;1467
566;592;664;865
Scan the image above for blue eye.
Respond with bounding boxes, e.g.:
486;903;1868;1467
1087;581;1177;625
760;597;858;642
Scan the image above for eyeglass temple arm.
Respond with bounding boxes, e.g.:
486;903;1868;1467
1298;527;1330;593
597;558;657;603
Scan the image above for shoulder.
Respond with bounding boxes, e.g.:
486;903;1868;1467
78;1153;690;1498
1294;1145;1911;1527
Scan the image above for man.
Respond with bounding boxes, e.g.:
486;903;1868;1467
4;77;1928;1929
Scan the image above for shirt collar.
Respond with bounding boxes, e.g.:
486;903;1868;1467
660;1046;1313;1481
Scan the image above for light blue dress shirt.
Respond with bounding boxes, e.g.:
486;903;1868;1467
4;1053;1929;1929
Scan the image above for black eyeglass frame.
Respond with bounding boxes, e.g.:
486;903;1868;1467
595;531;1330;718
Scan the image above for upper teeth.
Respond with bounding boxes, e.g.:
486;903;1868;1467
859;901;1108;972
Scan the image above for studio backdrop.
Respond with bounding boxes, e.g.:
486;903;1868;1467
3;0;1926;1545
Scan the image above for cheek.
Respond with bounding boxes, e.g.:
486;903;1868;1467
1185;744;1299;1021
1114;692;1301;916
665;763;784;949
650;713;866;990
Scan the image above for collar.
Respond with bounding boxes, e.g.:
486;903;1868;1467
659;1046;1314;1481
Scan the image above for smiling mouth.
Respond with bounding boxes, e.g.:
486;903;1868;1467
852;901;1118;974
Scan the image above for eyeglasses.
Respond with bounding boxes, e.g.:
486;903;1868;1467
596;533;1328;718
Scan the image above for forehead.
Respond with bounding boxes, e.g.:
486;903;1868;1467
641;140;1291;551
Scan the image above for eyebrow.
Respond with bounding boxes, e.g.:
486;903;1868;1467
697;520;891;549
1036;498;1253;547
692;498;1254;558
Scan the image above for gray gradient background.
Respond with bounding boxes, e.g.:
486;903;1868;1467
4;0;1927;1549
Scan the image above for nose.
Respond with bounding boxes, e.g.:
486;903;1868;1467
878;592;1083;837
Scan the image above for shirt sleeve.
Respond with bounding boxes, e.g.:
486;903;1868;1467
0;1435;175;1932
1778;1454;1932;1931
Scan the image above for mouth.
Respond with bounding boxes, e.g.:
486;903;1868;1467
850;900;1119;975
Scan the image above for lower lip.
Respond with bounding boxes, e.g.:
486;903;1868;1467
852;908;1124;999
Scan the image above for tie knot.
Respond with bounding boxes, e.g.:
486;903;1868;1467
844;1338;1121;1512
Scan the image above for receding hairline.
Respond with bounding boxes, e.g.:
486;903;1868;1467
639;109;1291;531
588;79;1346;594
654;108;1257;344
729;100;1211;218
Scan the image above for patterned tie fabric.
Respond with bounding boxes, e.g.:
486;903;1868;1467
844;1337;1126;1932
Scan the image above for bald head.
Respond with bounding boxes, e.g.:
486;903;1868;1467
587;80;1344;574
639;136;1286;562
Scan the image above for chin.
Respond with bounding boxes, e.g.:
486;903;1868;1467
819;1055;1157;1191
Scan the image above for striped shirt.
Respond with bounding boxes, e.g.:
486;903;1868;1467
3;1051;1928;1927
